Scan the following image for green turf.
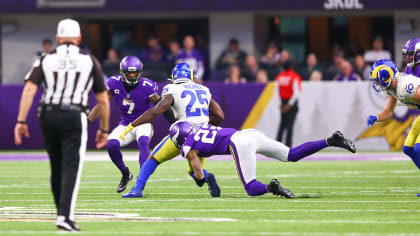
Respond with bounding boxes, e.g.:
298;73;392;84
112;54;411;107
0;160;420;235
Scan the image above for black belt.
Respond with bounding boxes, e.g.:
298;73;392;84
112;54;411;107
42;104;85;112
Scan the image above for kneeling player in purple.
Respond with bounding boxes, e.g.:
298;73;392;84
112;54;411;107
170;122;356;197
89;56;174;192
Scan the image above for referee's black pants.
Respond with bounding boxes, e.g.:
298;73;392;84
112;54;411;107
276;101;298;147
40;110;87;221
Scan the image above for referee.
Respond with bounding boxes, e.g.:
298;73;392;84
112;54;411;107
14;19;110;232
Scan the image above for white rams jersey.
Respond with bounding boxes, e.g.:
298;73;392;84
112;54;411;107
386;73;420;109
162;82;211;126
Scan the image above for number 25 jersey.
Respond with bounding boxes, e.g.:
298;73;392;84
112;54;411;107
162;82;211;126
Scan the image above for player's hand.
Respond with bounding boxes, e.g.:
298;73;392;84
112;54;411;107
14;123;30;146
119;123;134;141
95;130;108;149
367;115;378;127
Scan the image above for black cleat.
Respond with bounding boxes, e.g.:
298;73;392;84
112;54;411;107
207;173;221;197
117;170;133;193
267;179;295;198
327;131;356;153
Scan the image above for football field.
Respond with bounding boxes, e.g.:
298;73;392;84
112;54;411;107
0;152;420;235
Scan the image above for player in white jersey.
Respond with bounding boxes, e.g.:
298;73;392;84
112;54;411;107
119;63;224;198
366;59;420;197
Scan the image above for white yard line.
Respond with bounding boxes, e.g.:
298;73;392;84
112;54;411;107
0;231;419;236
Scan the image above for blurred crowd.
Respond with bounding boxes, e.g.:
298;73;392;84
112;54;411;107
35;35;393;84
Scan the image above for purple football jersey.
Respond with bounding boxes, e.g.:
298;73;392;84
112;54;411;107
181;124;238;158
107;75;158;125
405;65;420;77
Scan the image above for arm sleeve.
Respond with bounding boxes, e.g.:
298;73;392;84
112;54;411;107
25;58;45;85
90;55;106;93
288;77;301;105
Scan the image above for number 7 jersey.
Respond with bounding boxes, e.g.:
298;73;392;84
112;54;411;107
107;75;158;126
162;82;211;126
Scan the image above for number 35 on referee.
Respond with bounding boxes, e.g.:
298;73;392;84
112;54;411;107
14;19;110;232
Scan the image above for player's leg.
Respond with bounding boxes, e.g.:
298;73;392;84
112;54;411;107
134;123;153;167
276;111;287;142
123;135;180;198
251;129;354;162
403;117;420;168
229;133;294;198
107;125;135;192
402;117;420;197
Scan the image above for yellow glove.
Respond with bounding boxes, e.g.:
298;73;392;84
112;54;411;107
120;123;134;140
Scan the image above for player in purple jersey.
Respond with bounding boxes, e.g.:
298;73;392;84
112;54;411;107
402;38;420;76
88;56;175;193
170;122;356;198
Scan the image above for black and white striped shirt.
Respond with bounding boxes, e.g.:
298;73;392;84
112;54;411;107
25;43;106;113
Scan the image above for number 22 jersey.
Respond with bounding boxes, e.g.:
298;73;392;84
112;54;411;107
107;75;158;126
162;82;211;126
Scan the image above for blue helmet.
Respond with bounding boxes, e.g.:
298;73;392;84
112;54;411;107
369;59;398;92
169;121;193;148
171;63;194;84
120;56;143;87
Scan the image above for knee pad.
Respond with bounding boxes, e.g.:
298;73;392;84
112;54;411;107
107;139;120;151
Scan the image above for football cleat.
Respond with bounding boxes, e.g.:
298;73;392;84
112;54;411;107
267;179;295;198
417;193;420;197
327;131;356;153
122;185;143;198
56;216;80;232
207;173;221;197
117;170;133;193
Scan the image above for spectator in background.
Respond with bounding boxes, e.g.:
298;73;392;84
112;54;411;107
260;42;280;68
140;36;166;63
225;65;246;84
36;38;53;58
242;55;259;82
119;32;142;58
256;69;269;84
364;36;392;65
347;39;363;59
275;60;301;147
166;40;181;65
353;54;370;80
196;34;210;80
310;70;323;81
333;60;361;81
278;49;292;68
102;48;120;77
176;35;205;80
325;52;345;80
216;38;247;70
298;53;323;81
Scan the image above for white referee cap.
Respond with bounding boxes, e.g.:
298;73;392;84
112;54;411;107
57;19;81;38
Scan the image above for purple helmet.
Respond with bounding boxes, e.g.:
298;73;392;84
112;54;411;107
120;56;143;87
169;121;193;148
402;37;420;67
